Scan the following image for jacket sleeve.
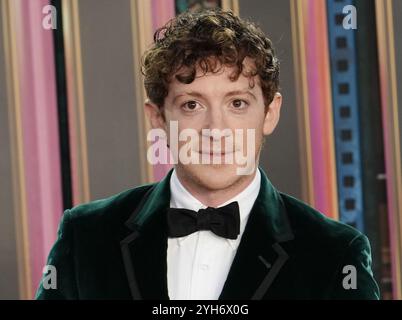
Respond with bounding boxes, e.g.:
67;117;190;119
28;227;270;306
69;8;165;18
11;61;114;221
329;234;380;300
35;209;79;300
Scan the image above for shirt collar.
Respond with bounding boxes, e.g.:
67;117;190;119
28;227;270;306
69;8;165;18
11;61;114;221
169;168;261;249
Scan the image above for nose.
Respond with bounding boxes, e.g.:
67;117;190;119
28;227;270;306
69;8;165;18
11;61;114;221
203;106;229;133
200;107;233;150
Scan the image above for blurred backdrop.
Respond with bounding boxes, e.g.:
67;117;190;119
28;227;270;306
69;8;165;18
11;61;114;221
0;0;401;299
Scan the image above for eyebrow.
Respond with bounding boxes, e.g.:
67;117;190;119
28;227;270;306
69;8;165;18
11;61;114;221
172;89;257;104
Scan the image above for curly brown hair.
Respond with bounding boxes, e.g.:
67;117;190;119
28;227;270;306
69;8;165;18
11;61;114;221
141;8;280;110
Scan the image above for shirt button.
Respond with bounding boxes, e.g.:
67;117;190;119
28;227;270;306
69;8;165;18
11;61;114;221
200;264;209;270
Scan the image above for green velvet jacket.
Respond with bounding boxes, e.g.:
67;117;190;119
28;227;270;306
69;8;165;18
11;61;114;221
35;167;380;300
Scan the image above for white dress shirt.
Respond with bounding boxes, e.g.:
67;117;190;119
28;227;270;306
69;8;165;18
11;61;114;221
167;168;261;300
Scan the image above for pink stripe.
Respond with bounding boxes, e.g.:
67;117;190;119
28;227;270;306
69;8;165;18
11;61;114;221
306;0;326;212
17;0;63;297
151;0;175;33
62;24;80;205
304;0;335;217
150;0;175;181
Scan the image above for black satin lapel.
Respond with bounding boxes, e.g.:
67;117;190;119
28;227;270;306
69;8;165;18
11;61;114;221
120;207;170;300
218;189;294;300
120;171;173;300
251;243;289;299
120;230;142;299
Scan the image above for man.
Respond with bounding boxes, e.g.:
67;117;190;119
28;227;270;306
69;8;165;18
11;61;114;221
36;9;379;300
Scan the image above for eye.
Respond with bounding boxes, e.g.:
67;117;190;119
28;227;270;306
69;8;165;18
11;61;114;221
231;99;249;109
181;100;201;112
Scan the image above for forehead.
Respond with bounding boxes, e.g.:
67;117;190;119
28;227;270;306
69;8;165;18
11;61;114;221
167;57;262;96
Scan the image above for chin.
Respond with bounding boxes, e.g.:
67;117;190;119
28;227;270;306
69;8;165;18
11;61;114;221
178;163;243;191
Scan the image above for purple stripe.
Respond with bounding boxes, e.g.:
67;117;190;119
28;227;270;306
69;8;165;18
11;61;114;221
305;0;328;213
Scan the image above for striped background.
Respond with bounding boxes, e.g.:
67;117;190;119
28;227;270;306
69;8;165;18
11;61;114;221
0;0;401;299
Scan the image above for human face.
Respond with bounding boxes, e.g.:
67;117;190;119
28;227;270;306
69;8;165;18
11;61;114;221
145;57;282;192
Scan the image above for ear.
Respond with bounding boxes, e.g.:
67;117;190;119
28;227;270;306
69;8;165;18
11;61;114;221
263;93;282;135
144;99;166;130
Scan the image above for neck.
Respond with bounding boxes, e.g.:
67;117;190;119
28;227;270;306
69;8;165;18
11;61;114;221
175;167;258;208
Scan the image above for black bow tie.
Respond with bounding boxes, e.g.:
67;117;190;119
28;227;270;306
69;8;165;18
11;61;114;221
166;201;240;240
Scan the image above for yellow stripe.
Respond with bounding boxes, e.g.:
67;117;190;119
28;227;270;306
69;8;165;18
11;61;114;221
130;0;154;183
386;0;402;242
385;0;402;300
221;0;239;15
318;0;339;220
1;0;32;299
290;0;315;205
62;0;91;203
375;0;402;299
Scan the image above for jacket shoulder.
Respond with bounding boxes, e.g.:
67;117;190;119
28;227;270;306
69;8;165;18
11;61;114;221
279;192;364;247
279;192;379;299
67;182;156;226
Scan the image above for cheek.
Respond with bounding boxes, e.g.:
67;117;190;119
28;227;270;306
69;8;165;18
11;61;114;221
243;117;265;151
164;118;202;148
165;108;203;128
233;113;265;134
